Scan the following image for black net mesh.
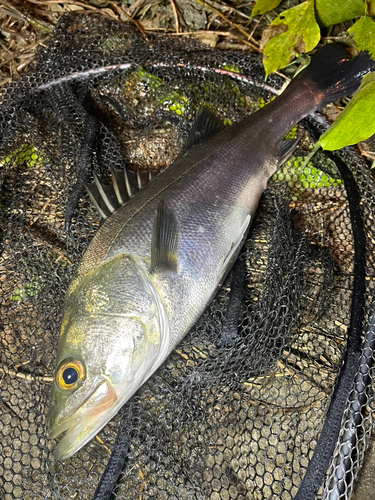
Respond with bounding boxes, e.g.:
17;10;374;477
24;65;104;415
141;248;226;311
0;13;374;500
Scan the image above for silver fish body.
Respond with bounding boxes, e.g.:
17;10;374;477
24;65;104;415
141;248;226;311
47;45;374;460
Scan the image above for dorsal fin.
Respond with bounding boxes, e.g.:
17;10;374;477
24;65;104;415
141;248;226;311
186;109;222;148
151;201;179;274
86;167;159;220
278;138;300;166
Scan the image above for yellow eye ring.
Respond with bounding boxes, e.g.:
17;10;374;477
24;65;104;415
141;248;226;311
56;358;85;391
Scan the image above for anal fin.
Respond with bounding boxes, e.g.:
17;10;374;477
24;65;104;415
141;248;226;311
151;201;179;274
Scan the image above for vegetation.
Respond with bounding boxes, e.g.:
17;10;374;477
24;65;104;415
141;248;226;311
251;0;375;151
0;0;374;155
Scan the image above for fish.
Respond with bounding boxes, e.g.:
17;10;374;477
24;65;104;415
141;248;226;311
47;45;374;460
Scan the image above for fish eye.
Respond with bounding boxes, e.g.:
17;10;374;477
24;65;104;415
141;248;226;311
63;367;78;384
56;358;85;391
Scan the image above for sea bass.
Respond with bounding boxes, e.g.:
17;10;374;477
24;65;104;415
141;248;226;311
47;45;373;460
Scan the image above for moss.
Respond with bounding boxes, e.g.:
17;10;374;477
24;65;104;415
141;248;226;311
1;144;48;169
124;67;164;95
9;278;44;301
158;89;190;116
271;155;342;197
219;63;241;73
121;66;260;123
100;32;131;53
285;125;298;140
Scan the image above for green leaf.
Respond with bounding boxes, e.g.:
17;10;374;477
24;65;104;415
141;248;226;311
315;0;367;27
348;16;375;59
261;0;320;78
319;72;375;151
251;0;283;17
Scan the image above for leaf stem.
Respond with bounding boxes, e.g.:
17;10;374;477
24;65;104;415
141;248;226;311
301;142;321;169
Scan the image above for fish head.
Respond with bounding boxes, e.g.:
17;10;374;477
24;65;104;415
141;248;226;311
47;254;168;460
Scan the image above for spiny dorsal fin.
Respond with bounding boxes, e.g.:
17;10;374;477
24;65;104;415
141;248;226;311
151;200;179;274
86;167;159;220
278;138;300;166
186;109;222;148
85;172;117;220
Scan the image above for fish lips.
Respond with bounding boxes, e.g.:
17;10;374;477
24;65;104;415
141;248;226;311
48;378;117;461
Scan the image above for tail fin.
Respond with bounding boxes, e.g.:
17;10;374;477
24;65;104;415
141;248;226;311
291;44;375;107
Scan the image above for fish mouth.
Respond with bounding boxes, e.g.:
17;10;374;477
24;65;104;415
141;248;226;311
48;379;117;461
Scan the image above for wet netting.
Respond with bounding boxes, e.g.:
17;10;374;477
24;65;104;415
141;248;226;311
1;13;375;500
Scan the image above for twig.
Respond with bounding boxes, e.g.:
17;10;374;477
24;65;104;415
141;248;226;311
0;78;12;87
248;13;264;41
0;39;12;56
0;38;48;69
301;141;321;169
0;0;53;32
168;29;268;56
321;36;348;41
106;1;149;41
29;199;51;226
167;30;230;35
1;399;23;419
169;0;179;33
25;0;98;10
0;365;54;382
191;0;260;52
27;0;149;41
0;5;22;23
274;70;290;82
209;0;253;21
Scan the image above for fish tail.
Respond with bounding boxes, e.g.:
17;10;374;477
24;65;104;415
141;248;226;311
292;44;375;107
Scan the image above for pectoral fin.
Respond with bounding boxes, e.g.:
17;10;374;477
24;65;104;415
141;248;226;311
186;109;222;148
151;201;179;273
278;138;300;166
